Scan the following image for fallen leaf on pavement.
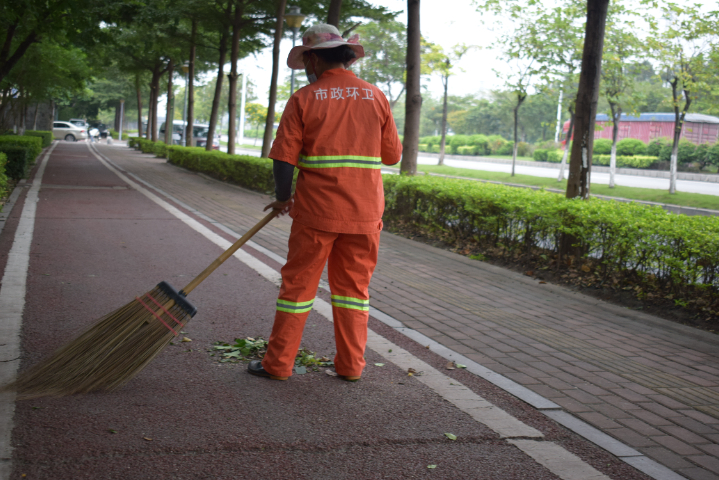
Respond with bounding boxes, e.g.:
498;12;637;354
539;281;547;284
295;366;307;375
181;337;192;342
524;270;534;276
408;368;417;376
446;362;456;370
325;369;338;377
455;364;467;369
444;433;457;440
581;264;591;273
143;437;152;441
427;465;437;469
374;363;385;367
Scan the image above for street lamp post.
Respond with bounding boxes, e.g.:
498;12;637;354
181;62;189;146
284;6;306;96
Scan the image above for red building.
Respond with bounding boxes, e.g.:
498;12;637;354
563;113;719;144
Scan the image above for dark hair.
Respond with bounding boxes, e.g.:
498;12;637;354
308;45;357;65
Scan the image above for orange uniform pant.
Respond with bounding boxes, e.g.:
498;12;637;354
261;221;380;378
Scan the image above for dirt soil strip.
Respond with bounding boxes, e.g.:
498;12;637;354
0;143;57;479
88;144;624;480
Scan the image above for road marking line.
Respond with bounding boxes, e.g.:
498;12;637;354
88;144;639;480
0;142;57;480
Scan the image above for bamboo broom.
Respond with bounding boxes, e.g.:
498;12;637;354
4;210;280;400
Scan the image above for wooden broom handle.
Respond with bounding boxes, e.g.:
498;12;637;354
181;209;280;295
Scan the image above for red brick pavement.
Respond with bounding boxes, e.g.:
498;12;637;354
100;144;719;480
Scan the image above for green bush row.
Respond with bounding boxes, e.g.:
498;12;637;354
130;139;276;194
382;174;719;307
592;155;658;169
110;129;129;140
0;152;8;199
418;134;518;156
23;130;53;148
0;135;42;179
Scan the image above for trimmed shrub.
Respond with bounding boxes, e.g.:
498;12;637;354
0;135;42;179
707;143;719;167
547;150;562;163
592;155;658;169
497;141;514;155
0;146;32;179
469;134;490;156
418;143;429;152
167;146;275;194
486;135;508;155
533;149;549;162
153;141;168;158
647;137;670;157
420;136;441;149
593;138;612;155
457;146;476;156
659;139;696;164
0;152;8;199
449;135;470;154
517;142;532;157
110;129;129;140
24;130;53;148
431;145;441;154
381;174;719;309
616;138;647;156
0;135;42;162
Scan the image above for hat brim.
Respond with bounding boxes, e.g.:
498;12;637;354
287;42;365;69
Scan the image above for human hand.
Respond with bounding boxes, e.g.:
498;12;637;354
264;197;293;216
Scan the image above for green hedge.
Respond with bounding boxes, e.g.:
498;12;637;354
0;135;42;179
382;174;719;308
153;141;168;158
593;154;658;169
24;130;53;148
0;152;8;199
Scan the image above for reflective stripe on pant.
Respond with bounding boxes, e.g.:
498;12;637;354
262;221;379;378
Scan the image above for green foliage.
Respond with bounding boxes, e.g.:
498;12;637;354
647;137;671;157
153;141;168;158
0;136;42;179
24;131;53;148
418;144;429;152
109;130;129;140
381;174;719;308
457;146;476;156
658;139;697;164
166;146;275;194
516;142;532;157
547;150;562;163
533;149;549;162
707;143;719;167
497;142;514;155
0;153;8;199
487;135;509;155
592;155;658;169
616;138;647;156
593;138;613;155
449;135;470;154
469;134;490;155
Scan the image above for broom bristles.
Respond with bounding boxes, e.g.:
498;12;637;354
4;286;193;400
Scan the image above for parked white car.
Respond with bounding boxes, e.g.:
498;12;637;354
159;120;220;149
53;121;88;142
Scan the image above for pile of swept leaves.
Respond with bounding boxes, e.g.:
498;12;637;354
210;337;334;374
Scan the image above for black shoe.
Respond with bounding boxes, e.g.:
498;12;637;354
247;360;288;380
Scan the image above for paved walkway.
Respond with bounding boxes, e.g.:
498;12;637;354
96;143;719;480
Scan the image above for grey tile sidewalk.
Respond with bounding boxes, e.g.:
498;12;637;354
101;145;719;480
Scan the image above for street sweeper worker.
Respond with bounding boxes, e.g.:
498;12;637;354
247;23;402;382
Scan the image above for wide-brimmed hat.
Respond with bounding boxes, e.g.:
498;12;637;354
287;24;364;70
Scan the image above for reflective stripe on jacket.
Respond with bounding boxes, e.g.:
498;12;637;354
269;68;402;234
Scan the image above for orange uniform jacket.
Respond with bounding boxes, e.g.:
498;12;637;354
269;68;402;234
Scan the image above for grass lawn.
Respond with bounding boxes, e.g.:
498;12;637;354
403;164;719;211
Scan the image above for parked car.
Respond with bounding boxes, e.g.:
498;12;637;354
90;122;109;139
53;121;88;142
69;118;89;129
159;120;220;149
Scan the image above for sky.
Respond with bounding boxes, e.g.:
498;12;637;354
218;0;506;104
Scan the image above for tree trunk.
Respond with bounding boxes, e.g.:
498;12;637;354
32;102;38;130
438;73;449;166
207;17;229;152
557;107;574;181
227;3;244;155
609;103;620;188
511;93;526;177
148;63;163;141
400;0;421;175
566;0;609;200
165;60;175;145
186;20;197;147
136;74;143;138
261;0;287;158
327;0;343;27
668;78;689;194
